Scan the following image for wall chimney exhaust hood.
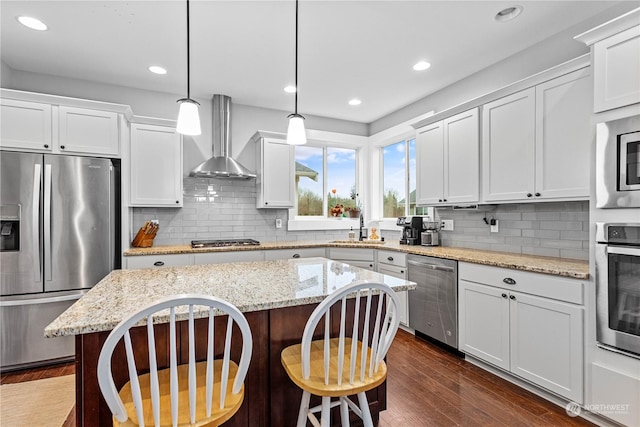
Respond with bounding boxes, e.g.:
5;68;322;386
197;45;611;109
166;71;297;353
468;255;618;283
189;94;256;179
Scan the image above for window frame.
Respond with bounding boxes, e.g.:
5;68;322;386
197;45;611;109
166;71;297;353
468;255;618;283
287;131;368;231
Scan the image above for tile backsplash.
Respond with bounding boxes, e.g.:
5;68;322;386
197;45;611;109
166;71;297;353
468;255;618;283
133;179;589;261
435;201;589;260
380;202;589;260
131;178;349;246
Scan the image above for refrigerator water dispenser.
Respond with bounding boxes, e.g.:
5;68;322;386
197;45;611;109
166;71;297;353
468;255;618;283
0;204;20;252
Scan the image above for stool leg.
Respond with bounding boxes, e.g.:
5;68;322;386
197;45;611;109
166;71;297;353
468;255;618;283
357;392;373;427
297;391;311;427
339;397;350;426
321;396;331;427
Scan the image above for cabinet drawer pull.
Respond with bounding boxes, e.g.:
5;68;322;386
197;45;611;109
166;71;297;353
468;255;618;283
387;256;394;261
503;277;516;285
176;200;179;204
153;261;165;267
502;293;507;298
400;270;404;274
526;193;532;198
44;144;49;148
509;294;516;300
535;192;541;197
292;253;301;259
60;145;65;149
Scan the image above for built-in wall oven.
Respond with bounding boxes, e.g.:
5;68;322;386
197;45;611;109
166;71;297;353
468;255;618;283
596;115;640;208
595;223;640;358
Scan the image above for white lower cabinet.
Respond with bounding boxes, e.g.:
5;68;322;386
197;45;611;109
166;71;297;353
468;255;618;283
327;248;376;271
263;248;326;260
194;251;264;265
126;254;193;269
459;263;584;403
377;264;409;327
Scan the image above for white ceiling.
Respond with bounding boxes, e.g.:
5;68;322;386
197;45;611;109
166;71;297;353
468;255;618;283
0;1;632;123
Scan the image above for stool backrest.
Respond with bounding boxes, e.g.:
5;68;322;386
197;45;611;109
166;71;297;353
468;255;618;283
300;281;400;385
97;294;252;427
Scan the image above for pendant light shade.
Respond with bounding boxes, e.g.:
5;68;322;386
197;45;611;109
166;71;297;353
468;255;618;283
286;113;307;145
286;0;306;145
177;98;201;135
176;0;201;136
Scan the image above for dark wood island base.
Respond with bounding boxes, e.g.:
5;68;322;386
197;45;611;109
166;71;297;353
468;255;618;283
75;303;386;427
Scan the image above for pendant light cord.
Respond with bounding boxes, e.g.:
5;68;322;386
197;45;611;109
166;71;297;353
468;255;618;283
294;0;299;115
186;0;191;99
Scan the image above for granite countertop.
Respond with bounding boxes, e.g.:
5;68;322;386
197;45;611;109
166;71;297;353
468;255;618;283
45;257;415;338
124;240;589;280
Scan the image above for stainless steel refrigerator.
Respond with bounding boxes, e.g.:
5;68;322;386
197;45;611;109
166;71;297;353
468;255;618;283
0;151;118;371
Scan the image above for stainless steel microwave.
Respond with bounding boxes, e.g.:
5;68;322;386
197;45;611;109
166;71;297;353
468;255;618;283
596;115;640;208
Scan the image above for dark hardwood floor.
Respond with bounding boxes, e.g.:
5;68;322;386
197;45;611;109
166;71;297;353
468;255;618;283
1;329;594;426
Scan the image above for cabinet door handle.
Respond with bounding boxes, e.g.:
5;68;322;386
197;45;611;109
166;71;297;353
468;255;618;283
60;145;65;149
438;199;443;203
153;261;165;267
535;192;541;197
526;193;532;198
44;144;49;148
400;270;405;274
501;293;507;298
292;253;301;259
369;264;374;268
509;294;516;300
387;256;394;261
503;277;516;285
443;199;447;202
265;202;268;205
176;200;179;204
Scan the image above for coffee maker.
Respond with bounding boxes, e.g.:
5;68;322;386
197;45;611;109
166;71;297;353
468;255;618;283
421;220;441;246
397;216;424;245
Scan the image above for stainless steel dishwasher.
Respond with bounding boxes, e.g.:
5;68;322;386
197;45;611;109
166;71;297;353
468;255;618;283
407;254;458;349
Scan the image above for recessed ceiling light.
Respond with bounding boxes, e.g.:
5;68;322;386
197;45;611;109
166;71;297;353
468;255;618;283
494;5;523;22
17;16;47;31
148;65;167;75
284;85;297;93
348;99;362;106
413;61;431;71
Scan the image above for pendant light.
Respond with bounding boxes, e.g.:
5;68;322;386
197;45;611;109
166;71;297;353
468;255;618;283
176;0;201;136
286;0;307;145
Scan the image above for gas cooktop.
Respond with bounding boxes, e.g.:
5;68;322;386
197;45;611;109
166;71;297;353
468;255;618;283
191;239;261;249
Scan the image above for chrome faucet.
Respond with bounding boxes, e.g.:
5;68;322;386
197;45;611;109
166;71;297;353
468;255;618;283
359;212;364;241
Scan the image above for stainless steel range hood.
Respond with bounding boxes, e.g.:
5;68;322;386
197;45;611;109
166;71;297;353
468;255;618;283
189;94;256;179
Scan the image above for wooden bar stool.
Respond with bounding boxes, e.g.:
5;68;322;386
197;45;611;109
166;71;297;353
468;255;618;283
97;294;252;427
281;281;401;427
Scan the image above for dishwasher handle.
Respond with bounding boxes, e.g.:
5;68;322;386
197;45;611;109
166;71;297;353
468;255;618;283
408;259;455;272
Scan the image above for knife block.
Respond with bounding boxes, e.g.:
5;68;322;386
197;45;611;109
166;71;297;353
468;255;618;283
131;222;158;248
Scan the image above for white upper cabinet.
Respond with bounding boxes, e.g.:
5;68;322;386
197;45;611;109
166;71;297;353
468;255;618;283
416;122;444;205
0;99;53;151
254;133;294;208
593;26;640;112
535;68;591;199
0;90;125;157
482;89;536;202
416;108;479;206
483;68;591;202
575;9;640;112
129;123;183;207
58;106;119;156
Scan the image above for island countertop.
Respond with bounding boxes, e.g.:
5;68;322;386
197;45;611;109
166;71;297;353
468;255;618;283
45;257;415;338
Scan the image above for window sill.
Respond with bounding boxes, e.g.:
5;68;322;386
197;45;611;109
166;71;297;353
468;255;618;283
287;218;360;231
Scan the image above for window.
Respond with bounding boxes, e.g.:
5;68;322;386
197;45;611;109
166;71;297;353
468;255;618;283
295;145;357;218
382;138;427;218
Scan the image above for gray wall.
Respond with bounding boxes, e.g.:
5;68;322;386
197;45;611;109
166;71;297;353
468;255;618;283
133;177;349;246
369;2;636;134
0;61;12;88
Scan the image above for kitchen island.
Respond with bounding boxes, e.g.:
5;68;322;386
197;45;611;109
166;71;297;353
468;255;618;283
46;257;415;427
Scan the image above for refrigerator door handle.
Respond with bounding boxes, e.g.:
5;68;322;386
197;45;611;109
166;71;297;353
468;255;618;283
32;163;42;283
44;163;52;282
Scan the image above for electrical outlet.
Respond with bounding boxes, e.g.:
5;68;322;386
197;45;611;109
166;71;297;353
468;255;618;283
441;219;454;231
275;218;282;229
491;220;499;233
